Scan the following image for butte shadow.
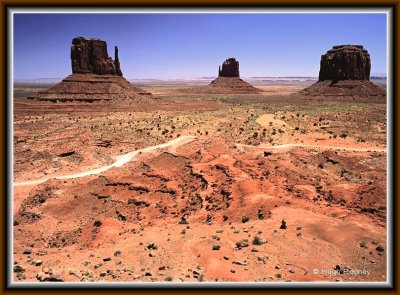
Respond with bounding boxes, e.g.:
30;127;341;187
299;45;386;100
28;37;158;104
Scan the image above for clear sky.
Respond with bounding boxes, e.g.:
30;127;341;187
13;12;387;79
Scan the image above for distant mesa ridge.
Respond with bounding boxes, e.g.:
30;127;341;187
300;45;385;99
28;37;156;103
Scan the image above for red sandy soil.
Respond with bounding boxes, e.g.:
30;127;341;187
12;86;387;283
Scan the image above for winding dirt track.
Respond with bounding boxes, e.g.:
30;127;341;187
13;136;197;187
13;136;386;187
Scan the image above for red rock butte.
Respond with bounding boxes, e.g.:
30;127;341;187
300;45;385;99
71;37;122;76
28;37;157;103
205;58;261;94
218;57;240;77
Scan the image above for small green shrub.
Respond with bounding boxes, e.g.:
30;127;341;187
252;236;263;245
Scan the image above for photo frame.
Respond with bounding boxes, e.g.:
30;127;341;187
2;0;397;291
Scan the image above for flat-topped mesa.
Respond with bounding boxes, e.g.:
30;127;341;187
319;45;370;81
299;44;385;99
218;58;240;77
71;37;122;76
28;36;157;103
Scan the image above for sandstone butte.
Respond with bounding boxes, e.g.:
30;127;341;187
206;58;262;94
28;37;157;103
300;45;386;99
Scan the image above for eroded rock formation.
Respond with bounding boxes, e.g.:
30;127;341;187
71;37;122;76
219;58;240;77
318;45;370;81
202;58;260;94
300;45;385;99
29;37;156;103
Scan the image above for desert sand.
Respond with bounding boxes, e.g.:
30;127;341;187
13;81;387;283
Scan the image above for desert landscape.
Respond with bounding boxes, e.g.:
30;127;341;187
12;36;388;284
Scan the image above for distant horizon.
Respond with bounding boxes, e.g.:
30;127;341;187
13;12;387;80
14;73;387;82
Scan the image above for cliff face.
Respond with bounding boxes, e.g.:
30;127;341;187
218;58;240;77
71;37;122;76
318;45;370;81
299;45;384;100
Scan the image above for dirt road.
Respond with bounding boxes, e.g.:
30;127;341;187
13;136;197;187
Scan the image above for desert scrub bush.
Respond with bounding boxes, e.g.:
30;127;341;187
242;216;250;223
252;236;264;245
179;217;188;225
359;240;368;248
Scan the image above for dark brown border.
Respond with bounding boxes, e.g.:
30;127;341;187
1;1;398;294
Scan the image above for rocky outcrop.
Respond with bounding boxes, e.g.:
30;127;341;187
29;37;157;103
114;46;122;76
300;45;385;99
71;37;122;76
198;58;260;94
219;58;240;77
319;45;370;81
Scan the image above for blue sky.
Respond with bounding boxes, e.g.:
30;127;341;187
13;13;387;79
